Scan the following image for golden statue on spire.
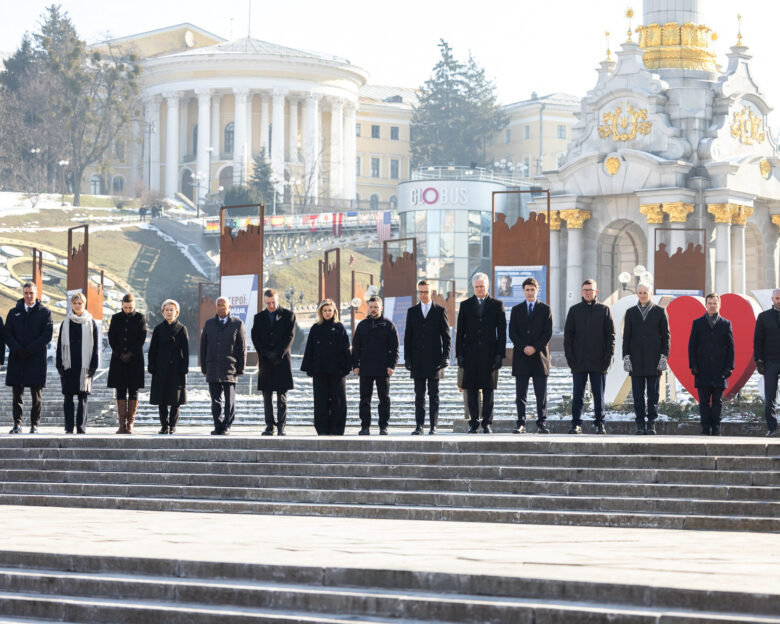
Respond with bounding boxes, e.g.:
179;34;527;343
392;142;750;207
605;30;611;60
625;8;634;41
736;13;743;45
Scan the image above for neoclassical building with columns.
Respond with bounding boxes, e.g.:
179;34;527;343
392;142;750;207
532;0;780;330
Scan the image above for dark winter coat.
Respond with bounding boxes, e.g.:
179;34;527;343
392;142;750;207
403;302;451;379
301;319;351;377
509;300;552;377
148;320;189;406
563;299;616;374
754;307;780;364
0;317;5;366
351;315;399;378
252;307;296;392
455;295;506;390
55;317;99;395
688;315;735;389
107;311;147;389
200;315;246;384
622;303;670;377
4;298;53;388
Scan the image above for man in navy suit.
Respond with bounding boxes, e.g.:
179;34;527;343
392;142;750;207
404;280;451;435
509;277;552;434
754;288;780;436
688;293;734;436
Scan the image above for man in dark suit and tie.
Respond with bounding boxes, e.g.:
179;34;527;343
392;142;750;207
508;277;552;434
688;293;734;436
404;279;451;435
753;288;780;436
456;272;506;433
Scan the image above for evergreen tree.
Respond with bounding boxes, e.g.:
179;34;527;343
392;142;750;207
249;147;278;206
411;40;507;168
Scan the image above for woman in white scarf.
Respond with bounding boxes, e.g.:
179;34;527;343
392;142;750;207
55;293;99;434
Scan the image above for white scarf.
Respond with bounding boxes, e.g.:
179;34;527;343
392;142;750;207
61;309;94;392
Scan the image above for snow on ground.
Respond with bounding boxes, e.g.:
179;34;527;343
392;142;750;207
139;222;210;279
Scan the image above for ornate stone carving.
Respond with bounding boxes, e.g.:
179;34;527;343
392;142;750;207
760;159;772;179
559;209;591;230
598;103;652;141
547;210;561;231
662;202;694;223
772;215;780;232
636;22;717;72
707;203;736;224
731;205;754;226
730;104;765;145
604;157;620;175
639;203;664;224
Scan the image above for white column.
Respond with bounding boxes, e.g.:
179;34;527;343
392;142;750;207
549;222;561;333
144;96;161;192
731;223;746;294
328;99;344;199
287;96;299;162
195;89;211;202
714;222;732;293
129;119;140;195
342;102;357;202
211;93;221;154
302;94;321;201
179;96;189;159
271;88;287;182
259;93;270;155
565;228;583;315
163;92;181;198
232;87;249;186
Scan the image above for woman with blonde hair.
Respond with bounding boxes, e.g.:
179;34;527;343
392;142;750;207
55;293;99;434
148;299;189;434
301;299;351;435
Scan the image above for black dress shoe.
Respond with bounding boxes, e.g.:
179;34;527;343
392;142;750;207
537;424;550;434
277;427;286;437
467;424;479;434
568;425;582;434
646;422;657;435
767;429;777;437
29;426;38;434
411;427;423;435
210;429;220;435
76;429;86;434
379;427;389;435
168;428;176;435
261;426;274;436
159;427;169;435
482;425;493;434
710;427;721;436
221;429;230;436
358;427;370;435
635;427;646;435
9;425;21;434
700;429;710;436
428;427;437;435
65;430;73;434
595;423;606;435
512;424;526;434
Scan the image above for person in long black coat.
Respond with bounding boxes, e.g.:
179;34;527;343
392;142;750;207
301;299;351;435
148;299;189;434
252;288;296;436
563;279;615;434
5;282;53;434
753;288;780;436
404;280;450;435
688;293;734;436
55;293;99;434
622;283;670;435
455;272;506;434
107;293;147;434
509;277;552;434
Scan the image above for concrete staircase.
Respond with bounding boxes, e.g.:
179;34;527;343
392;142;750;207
0;436;777;533
0;549;778;623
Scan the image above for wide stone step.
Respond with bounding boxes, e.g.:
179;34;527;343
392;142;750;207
0;551;778;623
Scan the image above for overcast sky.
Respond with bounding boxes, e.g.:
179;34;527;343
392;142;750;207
2;1;780;124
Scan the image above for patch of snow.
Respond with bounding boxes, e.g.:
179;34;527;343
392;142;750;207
139;223;210;279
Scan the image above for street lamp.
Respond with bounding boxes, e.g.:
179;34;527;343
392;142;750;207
493;158;514;179
619;265;652;294
190;171;205;218
285;177;300;216
58;160;69;205
29;148;41;197
269;173;281;216
206;146;214;194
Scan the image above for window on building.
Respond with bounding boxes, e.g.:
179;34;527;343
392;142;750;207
90;175;102;195
356;123;361;137
355;193;361;209
114;139;125;161
224;122;234;154
557;125;566;139
557;152;566;167
390;126;399;140
389;195;397;210
371;125;380;139
356;156;361;177
370;194;379;210
371;157;380;178
112;176;125;193
192;124;198;155
390;159;399;179
505;129;511;143
523;125;530;139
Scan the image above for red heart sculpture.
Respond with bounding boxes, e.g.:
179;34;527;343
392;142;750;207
666;294;758;400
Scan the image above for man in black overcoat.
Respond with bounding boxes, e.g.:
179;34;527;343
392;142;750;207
404;279;450;435
622;283;670;435
688;293;734;436
200;296;246;435
563;278;615;434
509;277;552;434
352;296;399;435
5;282;53;434
252;288;296;436
456;272;506;434
754;288;780;436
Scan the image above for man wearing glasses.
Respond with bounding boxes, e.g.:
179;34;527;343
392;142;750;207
563;279;615;434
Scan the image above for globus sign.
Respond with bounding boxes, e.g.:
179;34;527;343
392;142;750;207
410;186;468;206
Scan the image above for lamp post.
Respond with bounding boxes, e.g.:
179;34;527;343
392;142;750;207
146;120;156;191
285;286;296;312
29;148;41;196
206;146;214;194
191;171;205;218
493;158;514;179
285;177;300;216
58;160;69;205
269;173;280;216
619;265;652;294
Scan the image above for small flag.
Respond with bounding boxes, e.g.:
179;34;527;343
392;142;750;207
333;212;343;237
376;210;391;244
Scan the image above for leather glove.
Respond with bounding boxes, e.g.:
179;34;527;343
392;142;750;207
724;368;733;378
437;358;448;370
622;355;632;373
492;355;503;371
57;366;64;377
119;352;133;363
757;360;766;375
404;362;412;371
87;368;96;377
15;348;30;361
657;354;668;372
457;355;464;367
